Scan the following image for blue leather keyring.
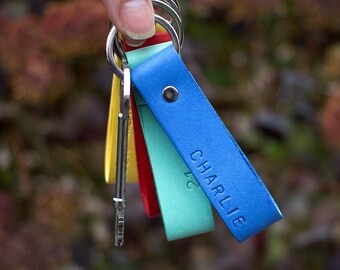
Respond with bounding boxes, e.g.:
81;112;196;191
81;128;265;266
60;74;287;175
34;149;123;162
131;45;282;242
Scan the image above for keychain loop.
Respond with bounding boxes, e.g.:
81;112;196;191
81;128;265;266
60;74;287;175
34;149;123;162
162;0;180;11
152;0;184;47
106;14;180;80
113;34;126;62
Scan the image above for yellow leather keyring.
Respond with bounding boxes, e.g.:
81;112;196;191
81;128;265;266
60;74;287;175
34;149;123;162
105;27;166;184
105;56;138;184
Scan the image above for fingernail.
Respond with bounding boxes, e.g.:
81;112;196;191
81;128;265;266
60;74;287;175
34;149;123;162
120;0;155;40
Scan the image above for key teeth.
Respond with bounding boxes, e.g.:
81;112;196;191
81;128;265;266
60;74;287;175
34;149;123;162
114;210;125;247
115;235;124;246
115;232;124;246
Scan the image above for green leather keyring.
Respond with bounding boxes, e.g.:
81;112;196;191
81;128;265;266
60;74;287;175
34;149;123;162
126;43;215;241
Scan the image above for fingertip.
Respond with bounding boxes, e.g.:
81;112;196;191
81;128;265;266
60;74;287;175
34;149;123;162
120;0;155;40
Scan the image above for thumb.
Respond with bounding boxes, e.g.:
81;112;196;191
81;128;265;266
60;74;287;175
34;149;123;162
102;0;155;41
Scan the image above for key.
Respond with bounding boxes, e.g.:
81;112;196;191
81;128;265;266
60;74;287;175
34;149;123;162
113;60;130;247
105;56;138;185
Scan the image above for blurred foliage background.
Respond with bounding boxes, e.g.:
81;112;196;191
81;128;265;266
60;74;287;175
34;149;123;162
0;0;339;269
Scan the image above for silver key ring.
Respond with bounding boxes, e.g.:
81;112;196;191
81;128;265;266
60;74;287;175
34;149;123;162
106;14;180;80
152;0;184;48
162;0;180;11
108;0;183;61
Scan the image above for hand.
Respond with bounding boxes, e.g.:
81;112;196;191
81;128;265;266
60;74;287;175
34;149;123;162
101;0;155;46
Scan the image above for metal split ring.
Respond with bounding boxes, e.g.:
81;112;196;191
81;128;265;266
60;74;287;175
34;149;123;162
106;14;180;80
152;0;184;47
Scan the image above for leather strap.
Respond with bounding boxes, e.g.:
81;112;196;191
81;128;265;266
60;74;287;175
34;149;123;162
126;44;215;241
105;63;138;183
131;93;161;217
130;45;282;242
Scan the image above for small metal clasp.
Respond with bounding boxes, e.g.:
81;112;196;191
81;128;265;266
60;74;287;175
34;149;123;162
113;62;130;247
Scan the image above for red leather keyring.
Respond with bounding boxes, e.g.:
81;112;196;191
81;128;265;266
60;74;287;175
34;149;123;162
123;32;171;217
130;93;160;217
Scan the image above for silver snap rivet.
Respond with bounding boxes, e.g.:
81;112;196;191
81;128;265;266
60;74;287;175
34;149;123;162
162;86;179;102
